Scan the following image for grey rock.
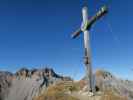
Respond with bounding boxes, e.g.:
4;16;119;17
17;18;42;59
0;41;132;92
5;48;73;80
83;69;133;100
0;67;72;100
0;71;13;100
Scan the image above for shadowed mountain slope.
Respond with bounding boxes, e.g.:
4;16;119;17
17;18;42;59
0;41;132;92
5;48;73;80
0;67;72;100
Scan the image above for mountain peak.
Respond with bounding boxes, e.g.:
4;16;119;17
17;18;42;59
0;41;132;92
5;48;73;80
0;67;72;100
95;69;113;79
14;67;64;80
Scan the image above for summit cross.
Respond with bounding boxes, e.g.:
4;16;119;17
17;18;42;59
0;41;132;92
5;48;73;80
71;3;108;95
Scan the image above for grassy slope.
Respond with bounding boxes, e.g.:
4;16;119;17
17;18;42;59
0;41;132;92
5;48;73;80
34;80;128;100
33;81;79;100
100;89;128;100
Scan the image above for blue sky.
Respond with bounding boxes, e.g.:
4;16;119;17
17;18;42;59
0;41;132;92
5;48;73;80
0;0;132;80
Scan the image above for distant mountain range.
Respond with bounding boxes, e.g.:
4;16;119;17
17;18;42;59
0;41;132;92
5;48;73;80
0;68;133;100
0;67;72;100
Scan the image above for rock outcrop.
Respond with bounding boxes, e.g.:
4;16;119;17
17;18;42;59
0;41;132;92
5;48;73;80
0;71;13;100
81;69;133;100
0;67;72;100
95;70;133;98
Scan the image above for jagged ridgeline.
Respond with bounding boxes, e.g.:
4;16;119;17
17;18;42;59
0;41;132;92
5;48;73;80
0;67;72;100
1;68;133;100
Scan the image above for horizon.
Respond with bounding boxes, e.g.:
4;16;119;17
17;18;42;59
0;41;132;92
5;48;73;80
0;0;132;81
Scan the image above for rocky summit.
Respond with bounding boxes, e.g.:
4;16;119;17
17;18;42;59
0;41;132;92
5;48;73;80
80;69;133;100
0;67;72;100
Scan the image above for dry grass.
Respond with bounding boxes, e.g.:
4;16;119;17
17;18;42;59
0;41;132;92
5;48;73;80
34;81;79;100
34;80;129;100
100;89;128;100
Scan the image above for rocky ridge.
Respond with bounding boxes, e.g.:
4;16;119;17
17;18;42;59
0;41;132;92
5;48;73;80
0;67;72;100
80;69;133;100
0;68;133;100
